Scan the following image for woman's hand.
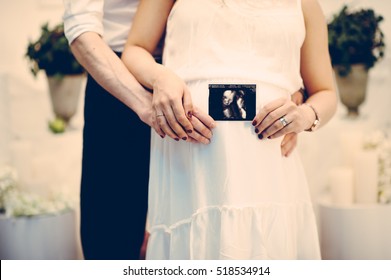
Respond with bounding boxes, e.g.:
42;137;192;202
252;96;314;140
141;103;215;144
152;67;194;141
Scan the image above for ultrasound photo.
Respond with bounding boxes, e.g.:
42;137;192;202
209;84;256;121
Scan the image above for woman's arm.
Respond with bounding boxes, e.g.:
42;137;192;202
252;0;337;139
122;0;195;141
299;0;337;128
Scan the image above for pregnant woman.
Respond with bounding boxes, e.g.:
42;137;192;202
122;0;336;259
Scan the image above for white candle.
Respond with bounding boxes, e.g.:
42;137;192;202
329;166;354;206
354;150;379;204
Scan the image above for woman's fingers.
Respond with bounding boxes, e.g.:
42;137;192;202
170;101;193;135
151;114;166;138
152;68;194;141
252;97;286;128
259;113;293;139
155;109;183;141
253;97;301;139
154;106;215;144
183;86;194;122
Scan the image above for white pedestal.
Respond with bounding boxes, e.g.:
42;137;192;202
0;210;78;259
319;201;391;260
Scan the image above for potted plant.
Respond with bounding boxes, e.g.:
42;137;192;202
26;22;85;129
0;165;78;259
328;5;385;118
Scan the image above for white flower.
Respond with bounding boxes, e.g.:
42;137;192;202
363;130;391;204
0;165;18;210
0;165;73;217
2;189;71;217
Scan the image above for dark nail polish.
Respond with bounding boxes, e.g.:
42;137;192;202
160;135;164;138
255;128;259;134
187;129;193;133
187;111;193;119
268;136;271;139
252;120;257;126
175;138;180;141
258;134;263;140
182;137;187;141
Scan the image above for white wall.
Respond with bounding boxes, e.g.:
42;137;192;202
0;0;64;92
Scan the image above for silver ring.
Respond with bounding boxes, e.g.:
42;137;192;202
279;116;288;127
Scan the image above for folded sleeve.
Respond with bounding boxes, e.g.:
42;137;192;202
63;0;105;44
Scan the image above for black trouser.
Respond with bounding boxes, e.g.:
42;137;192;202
80;65;150;259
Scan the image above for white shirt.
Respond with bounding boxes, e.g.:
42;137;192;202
63;0;139;52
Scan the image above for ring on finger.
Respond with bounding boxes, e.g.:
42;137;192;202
156;113;164;117
279;116;289;127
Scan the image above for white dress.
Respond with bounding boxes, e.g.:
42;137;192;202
146;0;321;260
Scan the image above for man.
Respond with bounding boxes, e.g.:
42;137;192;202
63;0;300;260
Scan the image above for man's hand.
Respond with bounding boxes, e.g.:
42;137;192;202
280;132;298;157
276;89;305;157
187;107;216;144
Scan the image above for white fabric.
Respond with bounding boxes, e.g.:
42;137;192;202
147;0;321;260
63;0;139;52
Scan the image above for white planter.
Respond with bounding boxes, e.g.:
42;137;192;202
47;74;85;123
319;201;391;260
0;210;78;259
334;64;369;118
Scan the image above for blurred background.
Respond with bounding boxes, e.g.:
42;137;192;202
0;0;390;260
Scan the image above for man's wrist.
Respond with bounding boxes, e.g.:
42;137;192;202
299;87;309;102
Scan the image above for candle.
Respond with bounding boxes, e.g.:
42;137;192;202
354;150;379;204
329;166;354;206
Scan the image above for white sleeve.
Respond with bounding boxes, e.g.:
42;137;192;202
63;0;105;44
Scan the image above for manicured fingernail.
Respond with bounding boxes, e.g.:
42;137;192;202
160;135;165;138
182;137;187;141
252;120;257;126
175;138;180;141
187;129;193;133
187;111;193;119
268;136;272;139
258;134;263;140
255;128;259;134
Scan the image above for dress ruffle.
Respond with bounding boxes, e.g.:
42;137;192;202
147;203;320;260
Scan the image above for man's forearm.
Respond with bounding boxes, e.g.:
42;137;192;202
70;32;153;122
